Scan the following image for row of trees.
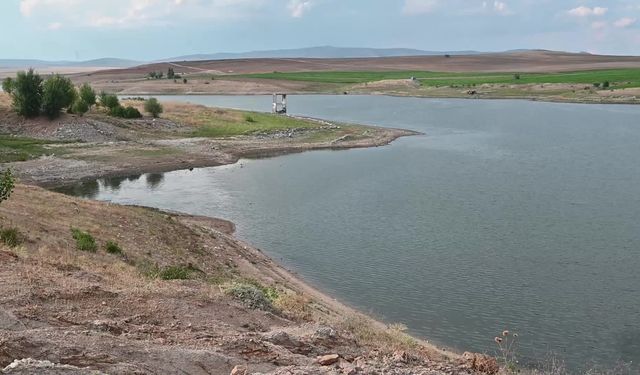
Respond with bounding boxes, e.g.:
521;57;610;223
2;69;96;119
149;67;182;80
2;69;163;119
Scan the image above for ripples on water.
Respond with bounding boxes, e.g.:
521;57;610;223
60;96;640;371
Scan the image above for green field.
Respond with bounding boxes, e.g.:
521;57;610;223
188;111;321;138
237;69;640;88
0;135;69;163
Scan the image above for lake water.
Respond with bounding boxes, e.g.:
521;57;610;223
61;95;640;370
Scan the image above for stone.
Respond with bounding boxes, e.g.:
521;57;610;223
230;364;248;375
317;354;340;366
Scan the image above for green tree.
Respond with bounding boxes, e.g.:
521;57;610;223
78;83;96;108
167;67;175;79
2;77;14;94
42;74;76;119
10;69;43;118
603;81;610;88
144;97;163;118
72;98;89;115
99;92;120;109
0;168;14;205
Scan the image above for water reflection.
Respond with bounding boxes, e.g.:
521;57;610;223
145;173;165;189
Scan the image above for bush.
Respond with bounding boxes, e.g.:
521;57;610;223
0;228;22;247
42;74;76;119
593;82;601;88
9;69;43;118
71;98;89;115
602;81;610;88
99;92;120;109
514;73;521;80
244;115;256;123
109;105;142;119
78;83;96;108
2;77;14;94
144;98;163;118
225;282;274;310
0;168;14;205
70;228;97;252
158;265;191;280
183;78;188;84
167;67;175;79
105;240;123;255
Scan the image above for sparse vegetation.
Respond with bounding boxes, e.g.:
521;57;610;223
167;67;175;79
109;105;142;119
71;228;97;252
244;114;256;123
0;168;15;204
105;240;123;255
0;136;68;162
144;97;163;118
0;227;21;247
158;265;191;280
71;98;89;115
99;92;120;109
225;281;275;311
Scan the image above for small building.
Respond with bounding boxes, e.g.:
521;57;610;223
272;93;287;114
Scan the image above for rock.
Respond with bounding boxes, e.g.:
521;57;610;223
317;354;340;366
462;352;499;374
264;331;300;348
2;358;104;374
230;364;248;375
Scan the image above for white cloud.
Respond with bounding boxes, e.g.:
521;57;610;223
288;0;313;18
48;21;62;30
403;0;438;15
567;6;608;17
19;0;267;28
614;17;636;28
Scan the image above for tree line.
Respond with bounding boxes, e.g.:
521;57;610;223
2;68;162;119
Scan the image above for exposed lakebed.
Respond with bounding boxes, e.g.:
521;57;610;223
59;95;640;370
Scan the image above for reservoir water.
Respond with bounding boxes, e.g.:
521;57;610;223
60;95;640;370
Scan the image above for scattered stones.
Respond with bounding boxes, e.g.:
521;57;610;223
317;354;340;366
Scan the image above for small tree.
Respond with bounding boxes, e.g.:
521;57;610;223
593;82;601;88
99;92;120;109
10;69;43;118
42;74;76;119
514;73;521;80
167;67;175;79
144;97;163;118
72;98;89;115
0;168;14;205
602;81;610;88
2;77;14;94
183;78;188;84
78;83;96;108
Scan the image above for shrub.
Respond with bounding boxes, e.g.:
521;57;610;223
71;98;89;115
0;228;22;247
158;265;191;280
70;228;97;252
99;92;120;109
225;282;274;310
42;74;76;119
593;82;601;88
9;69;43;118
602;81;610;88
244;115;256;123
78;83;96;108
183;78;188;84
167;67;175;79
109;105;142;119
2;77;14;94
105;240;123;255
514;73;521;80
144;97;163;118
0;168;15;205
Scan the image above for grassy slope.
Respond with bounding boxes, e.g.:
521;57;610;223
0;136;69;163
236;69;640;88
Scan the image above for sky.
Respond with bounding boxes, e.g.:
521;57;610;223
1;0;640;61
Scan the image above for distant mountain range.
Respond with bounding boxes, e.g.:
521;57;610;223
0;58;143;69
1;47;573;70
159;46;485;62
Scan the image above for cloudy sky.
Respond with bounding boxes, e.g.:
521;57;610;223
2;0;640;60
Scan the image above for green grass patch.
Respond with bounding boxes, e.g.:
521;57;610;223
0;227;22;247
105;240;123;255
158;265;191;280
70;228;97;252
236;69;640;89
224;280;277;311
190;111;319;138
0;135;71;163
